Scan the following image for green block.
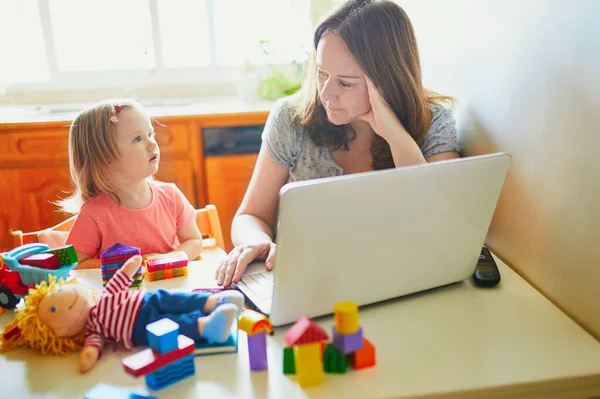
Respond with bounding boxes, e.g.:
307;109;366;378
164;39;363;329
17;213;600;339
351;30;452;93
45;245;78;265
324;343;347;374
283;347;295;375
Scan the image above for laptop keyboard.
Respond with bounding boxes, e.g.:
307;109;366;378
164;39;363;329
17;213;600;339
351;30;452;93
239;271;274;301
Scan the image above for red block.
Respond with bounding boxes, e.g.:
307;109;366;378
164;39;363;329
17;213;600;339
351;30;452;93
19;253;60;270
284;316;329;347
121;334;195;377
348;338;376;370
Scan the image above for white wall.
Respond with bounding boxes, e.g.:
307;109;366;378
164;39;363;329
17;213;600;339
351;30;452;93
398;0;600;338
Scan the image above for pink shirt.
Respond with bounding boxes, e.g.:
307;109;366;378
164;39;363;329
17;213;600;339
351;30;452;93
84;269;146;350
66;181;195;257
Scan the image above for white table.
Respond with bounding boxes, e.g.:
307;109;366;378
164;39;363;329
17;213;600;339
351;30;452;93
1;249;600;399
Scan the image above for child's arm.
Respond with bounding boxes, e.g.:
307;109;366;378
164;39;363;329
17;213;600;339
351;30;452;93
36;230;68;248
175;219;203;261
75;250;101;269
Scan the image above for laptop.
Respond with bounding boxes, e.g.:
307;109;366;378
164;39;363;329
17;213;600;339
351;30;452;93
235;153;511;326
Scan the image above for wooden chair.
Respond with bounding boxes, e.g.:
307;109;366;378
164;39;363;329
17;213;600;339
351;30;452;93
10;204;225;251
194;204;225;250
11;215;76;249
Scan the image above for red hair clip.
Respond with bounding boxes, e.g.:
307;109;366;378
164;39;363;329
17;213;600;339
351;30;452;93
114;105;122;113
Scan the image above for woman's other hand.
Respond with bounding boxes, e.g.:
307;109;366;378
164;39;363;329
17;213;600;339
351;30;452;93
358;75;408;140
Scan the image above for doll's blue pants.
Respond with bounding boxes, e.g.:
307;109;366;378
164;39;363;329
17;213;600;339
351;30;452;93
131;289;210;345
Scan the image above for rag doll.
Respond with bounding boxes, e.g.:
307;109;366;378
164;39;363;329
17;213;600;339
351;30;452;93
0;255;244;373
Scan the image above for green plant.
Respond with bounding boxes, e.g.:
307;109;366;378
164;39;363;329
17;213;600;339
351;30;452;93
256;40;305;101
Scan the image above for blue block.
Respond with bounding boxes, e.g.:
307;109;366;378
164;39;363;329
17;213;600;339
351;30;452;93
145;355;196;391
146;318;179;354
84;383;157;399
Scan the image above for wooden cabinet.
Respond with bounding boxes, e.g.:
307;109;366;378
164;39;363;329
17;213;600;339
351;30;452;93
205;153;259;252
153;120;204;207
0;110;268;252
200;122;265;252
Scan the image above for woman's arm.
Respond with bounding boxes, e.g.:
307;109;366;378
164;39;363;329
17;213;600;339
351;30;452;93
215;146;289;287
387;135;460;166
231;146;290;246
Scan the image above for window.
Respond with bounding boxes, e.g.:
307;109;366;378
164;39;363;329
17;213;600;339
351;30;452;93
0;0;313;102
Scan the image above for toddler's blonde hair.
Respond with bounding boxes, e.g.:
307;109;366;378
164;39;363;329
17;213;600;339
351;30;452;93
58;99;138;214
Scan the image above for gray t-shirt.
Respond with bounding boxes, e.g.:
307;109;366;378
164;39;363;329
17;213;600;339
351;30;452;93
262;98;460;182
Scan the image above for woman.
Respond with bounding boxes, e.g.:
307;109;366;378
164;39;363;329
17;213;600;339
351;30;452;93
216;0;460;287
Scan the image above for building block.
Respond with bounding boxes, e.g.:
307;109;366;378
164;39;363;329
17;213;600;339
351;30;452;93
146;318;180;354
247;330;268;371
43;245;78;265
348;337;376;370
293;342;324;387
146;251;188;271
144;354;195;391
334;301;360;334
122;335;195;377
239;309;273;336
19;253;60;270
84;383;157;399
332;327;364;354
283;347;295;375
284;316;328;347
100;243;141;259
323;343;347;374
101;251;143;289
146;266;188;282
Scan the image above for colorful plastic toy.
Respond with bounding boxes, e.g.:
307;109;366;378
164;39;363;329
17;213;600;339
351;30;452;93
323;343;347;374
45;245;78;265
348;337;376;370
146;318;180;355
284;315;328;347
332;327;364;354
0;243;78;309
122;318;196;390
145;252;188;282
238;309;273;336
239;310;271;371
100;243;142;289
334;301;360;334
282;347;295;374
19;253;60;270
247;330;268;371
281;301;376;386
293;342;324;387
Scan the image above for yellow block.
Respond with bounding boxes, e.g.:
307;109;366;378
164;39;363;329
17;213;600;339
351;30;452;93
238;309;272;335
334;301;359;334
293;343;324;387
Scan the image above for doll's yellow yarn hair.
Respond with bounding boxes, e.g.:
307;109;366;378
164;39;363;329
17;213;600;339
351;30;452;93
0;275;85;356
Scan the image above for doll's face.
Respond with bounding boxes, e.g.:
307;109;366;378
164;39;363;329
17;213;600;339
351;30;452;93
38;285;94;337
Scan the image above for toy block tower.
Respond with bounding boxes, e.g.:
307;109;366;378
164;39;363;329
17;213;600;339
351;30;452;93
122;318;196;391
100;243;143;288
283;315;329;386
238;309;273;371
144;252;189;282
331;301;375;371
